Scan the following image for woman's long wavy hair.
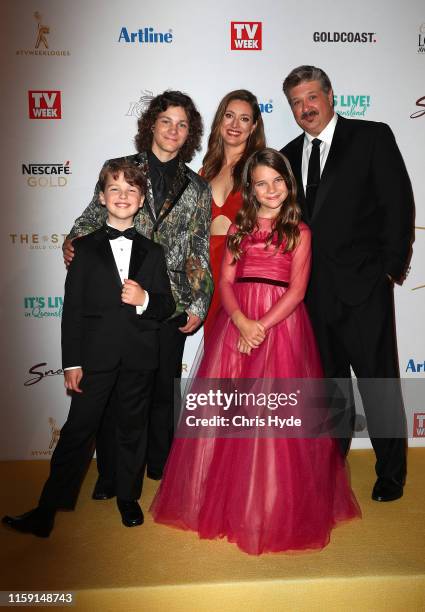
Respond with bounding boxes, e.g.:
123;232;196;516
202;90;265;191
228;148;301;260
134;90;203;162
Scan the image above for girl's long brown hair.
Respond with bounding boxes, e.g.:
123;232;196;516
228;148;301;260
202;90;266;192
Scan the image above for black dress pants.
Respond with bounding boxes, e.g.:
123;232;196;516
306;275;406;484
95;313;188;484
39;366;154;509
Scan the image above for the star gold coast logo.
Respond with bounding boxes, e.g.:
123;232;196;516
16;11;71;56
9;233;67;250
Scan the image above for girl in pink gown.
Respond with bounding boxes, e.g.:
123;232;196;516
151;149;360;555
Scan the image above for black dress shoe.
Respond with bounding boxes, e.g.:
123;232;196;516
2;508;55;538
92;478;116;500
372;478;404;502
116;499;144;527
146;469;163;481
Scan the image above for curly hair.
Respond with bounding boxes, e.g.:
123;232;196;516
228;148;301;260
202;90;266;192
134;90;203;162
98;159;147;194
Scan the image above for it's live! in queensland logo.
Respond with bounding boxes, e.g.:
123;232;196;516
334;94;371;118
231;22;262;50
28;91;61;119
24;296;63;318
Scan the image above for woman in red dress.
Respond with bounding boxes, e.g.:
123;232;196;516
201;90;266;339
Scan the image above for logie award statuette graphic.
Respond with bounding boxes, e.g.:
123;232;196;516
34;11;49;49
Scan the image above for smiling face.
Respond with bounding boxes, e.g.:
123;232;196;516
220;99;256;149
151;105;189;161
99;171;144;230
252;164;289;218
288;79;334;137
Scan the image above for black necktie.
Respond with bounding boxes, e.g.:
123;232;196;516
306;138;322;217
105;226;137;240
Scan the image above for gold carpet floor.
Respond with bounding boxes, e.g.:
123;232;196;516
0;449;424;612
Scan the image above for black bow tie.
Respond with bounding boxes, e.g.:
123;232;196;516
105;226;137;240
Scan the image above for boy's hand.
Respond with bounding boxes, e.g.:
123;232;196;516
63;238;75;268
122;279;146;307
64;368;83;393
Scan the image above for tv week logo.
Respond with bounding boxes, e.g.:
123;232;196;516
413;413;425;437
28;91;61;119
231;22;262;50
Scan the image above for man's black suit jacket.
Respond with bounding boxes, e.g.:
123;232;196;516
61;227;175;371
281;115;414;306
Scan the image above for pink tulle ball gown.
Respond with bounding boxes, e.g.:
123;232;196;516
151;219;361;555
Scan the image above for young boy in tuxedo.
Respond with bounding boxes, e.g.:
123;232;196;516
2;160;175;537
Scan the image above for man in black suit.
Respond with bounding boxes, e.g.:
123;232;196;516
2;160;175;537
280;65;413;502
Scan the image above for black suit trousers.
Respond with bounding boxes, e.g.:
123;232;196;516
95;313;188;483
306;275;406;484
38;366;154;509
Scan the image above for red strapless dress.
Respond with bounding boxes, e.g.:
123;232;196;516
151;220;361;555
203;191;242;340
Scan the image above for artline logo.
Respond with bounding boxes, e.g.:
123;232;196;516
405;359;425;373
313;31;376;43
28;91;61;119
334;94;371;118
231;22;262;50
22;161;71;187
31;417;61;457
118;27;173;44
410;95;425;118
24;362;63;386
16;11;70;57
413;413;425;437
9;233;67;250
126;90;155;118
24;296;63;318
418;23;425;53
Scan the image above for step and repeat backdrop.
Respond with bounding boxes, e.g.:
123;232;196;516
1;0;424;458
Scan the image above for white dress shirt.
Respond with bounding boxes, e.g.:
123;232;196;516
301;113;338;195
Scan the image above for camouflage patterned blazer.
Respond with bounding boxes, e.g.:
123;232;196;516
68;151;213;320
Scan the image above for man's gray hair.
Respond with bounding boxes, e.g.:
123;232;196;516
282;65;333;101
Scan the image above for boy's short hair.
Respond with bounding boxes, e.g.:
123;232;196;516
98;160;147;195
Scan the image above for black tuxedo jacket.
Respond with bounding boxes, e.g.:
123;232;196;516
61;228;175;371
281;115;414;306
